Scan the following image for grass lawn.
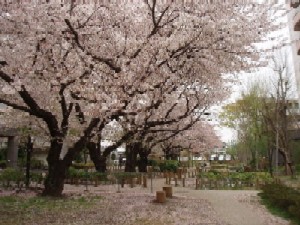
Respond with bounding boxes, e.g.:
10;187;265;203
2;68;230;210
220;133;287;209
0;193;101;225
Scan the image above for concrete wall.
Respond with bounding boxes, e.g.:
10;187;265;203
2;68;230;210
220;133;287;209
288;3;300;99
0;127;19;168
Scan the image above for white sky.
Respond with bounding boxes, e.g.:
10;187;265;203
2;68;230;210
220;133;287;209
215;3;294;143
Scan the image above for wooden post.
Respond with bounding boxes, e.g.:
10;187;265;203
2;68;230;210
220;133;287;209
182;178;185;187
142;175;147;188
137;175;141;185
94;177;98;187
156;191;166;203
130;178;134;188
163;186;173;198
177;168;182;179
168;172;172;185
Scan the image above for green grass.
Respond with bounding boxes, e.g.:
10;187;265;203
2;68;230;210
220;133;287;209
0;195;101;225
259;193;300;225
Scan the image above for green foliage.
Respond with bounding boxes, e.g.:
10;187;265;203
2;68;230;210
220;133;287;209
30;158;45;169
74;151;83;163
66;167;89;180
67;167;110;181
0;160;6;169
198;172;273;183
199;171;223;180
91;172;108;181
31;172;44;184
260;183;300;223
111;153;116;161
0;168;25;188
158;160;179;172
114;172;139;180
0;147;7;161
296;164;300;173
72;162;94;169
148;159;158;167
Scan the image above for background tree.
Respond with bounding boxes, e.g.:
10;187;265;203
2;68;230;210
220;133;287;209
221;50;297;175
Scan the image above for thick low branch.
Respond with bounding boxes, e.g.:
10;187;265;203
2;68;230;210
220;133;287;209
0;70;60;137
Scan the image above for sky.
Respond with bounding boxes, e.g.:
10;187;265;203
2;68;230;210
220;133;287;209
215;3;294;144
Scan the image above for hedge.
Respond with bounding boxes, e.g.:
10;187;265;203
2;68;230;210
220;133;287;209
261;183;300;222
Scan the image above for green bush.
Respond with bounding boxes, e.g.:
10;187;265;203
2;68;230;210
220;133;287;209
111;153;116;161
67;167;95;180
30;159;45;169
148;159;158;167
261;183;300;221
0;160;7;169
0;148;7;161
31;172;44;184
295;164;300;173
114;172;139;180
199;171;222;180
91;172;108;181
0;168;25;188
72;162;94;169
158;160;179;172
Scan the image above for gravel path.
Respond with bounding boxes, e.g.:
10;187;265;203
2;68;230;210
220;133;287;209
148;178;290;225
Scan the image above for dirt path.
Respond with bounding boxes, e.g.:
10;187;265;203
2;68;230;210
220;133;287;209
61;177;290;225
148;178;290;225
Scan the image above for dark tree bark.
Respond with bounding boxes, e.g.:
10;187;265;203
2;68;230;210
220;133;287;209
87;142;107;172
43;160;66;196
125;143;138;172
137;149;149;172
281;150;294;175
42;140;66;196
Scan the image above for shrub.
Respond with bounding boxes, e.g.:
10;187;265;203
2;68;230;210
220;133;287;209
199;171;222;180
31;172;44;184
295;164;300;173
158;160;179;172
0;160;7;169
30;159;45;169
148;159;158;167
91;172;108;181
261;183;300;221
0;168;24;188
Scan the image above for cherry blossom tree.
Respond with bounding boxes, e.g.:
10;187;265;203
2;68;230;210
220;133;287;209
0;1;282;196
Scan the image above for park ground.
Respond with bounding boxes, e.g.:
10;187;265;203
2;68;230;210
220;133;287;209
0;178;292;225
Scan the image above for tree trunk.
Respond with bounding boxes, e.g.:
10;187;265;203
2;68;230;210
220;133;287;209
87;142;107;172
125;143;138;172
43;160;67;196
42;140;66;197
281;150;294;175
137;150;149;172
268;147;274;176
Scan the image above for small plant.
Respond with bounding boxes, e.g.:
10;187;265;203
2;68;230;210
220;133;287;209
0;168;25;189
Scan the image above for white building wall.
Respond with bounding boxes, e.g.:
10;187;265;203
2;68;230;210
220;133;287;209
288;3;300;100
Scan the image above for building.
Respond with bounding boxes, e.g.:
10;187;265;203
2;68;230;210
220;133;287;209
288;1;300;98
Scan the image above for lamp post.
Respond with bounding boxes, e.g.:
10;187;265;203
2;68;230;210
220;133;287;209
25;135;33;188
